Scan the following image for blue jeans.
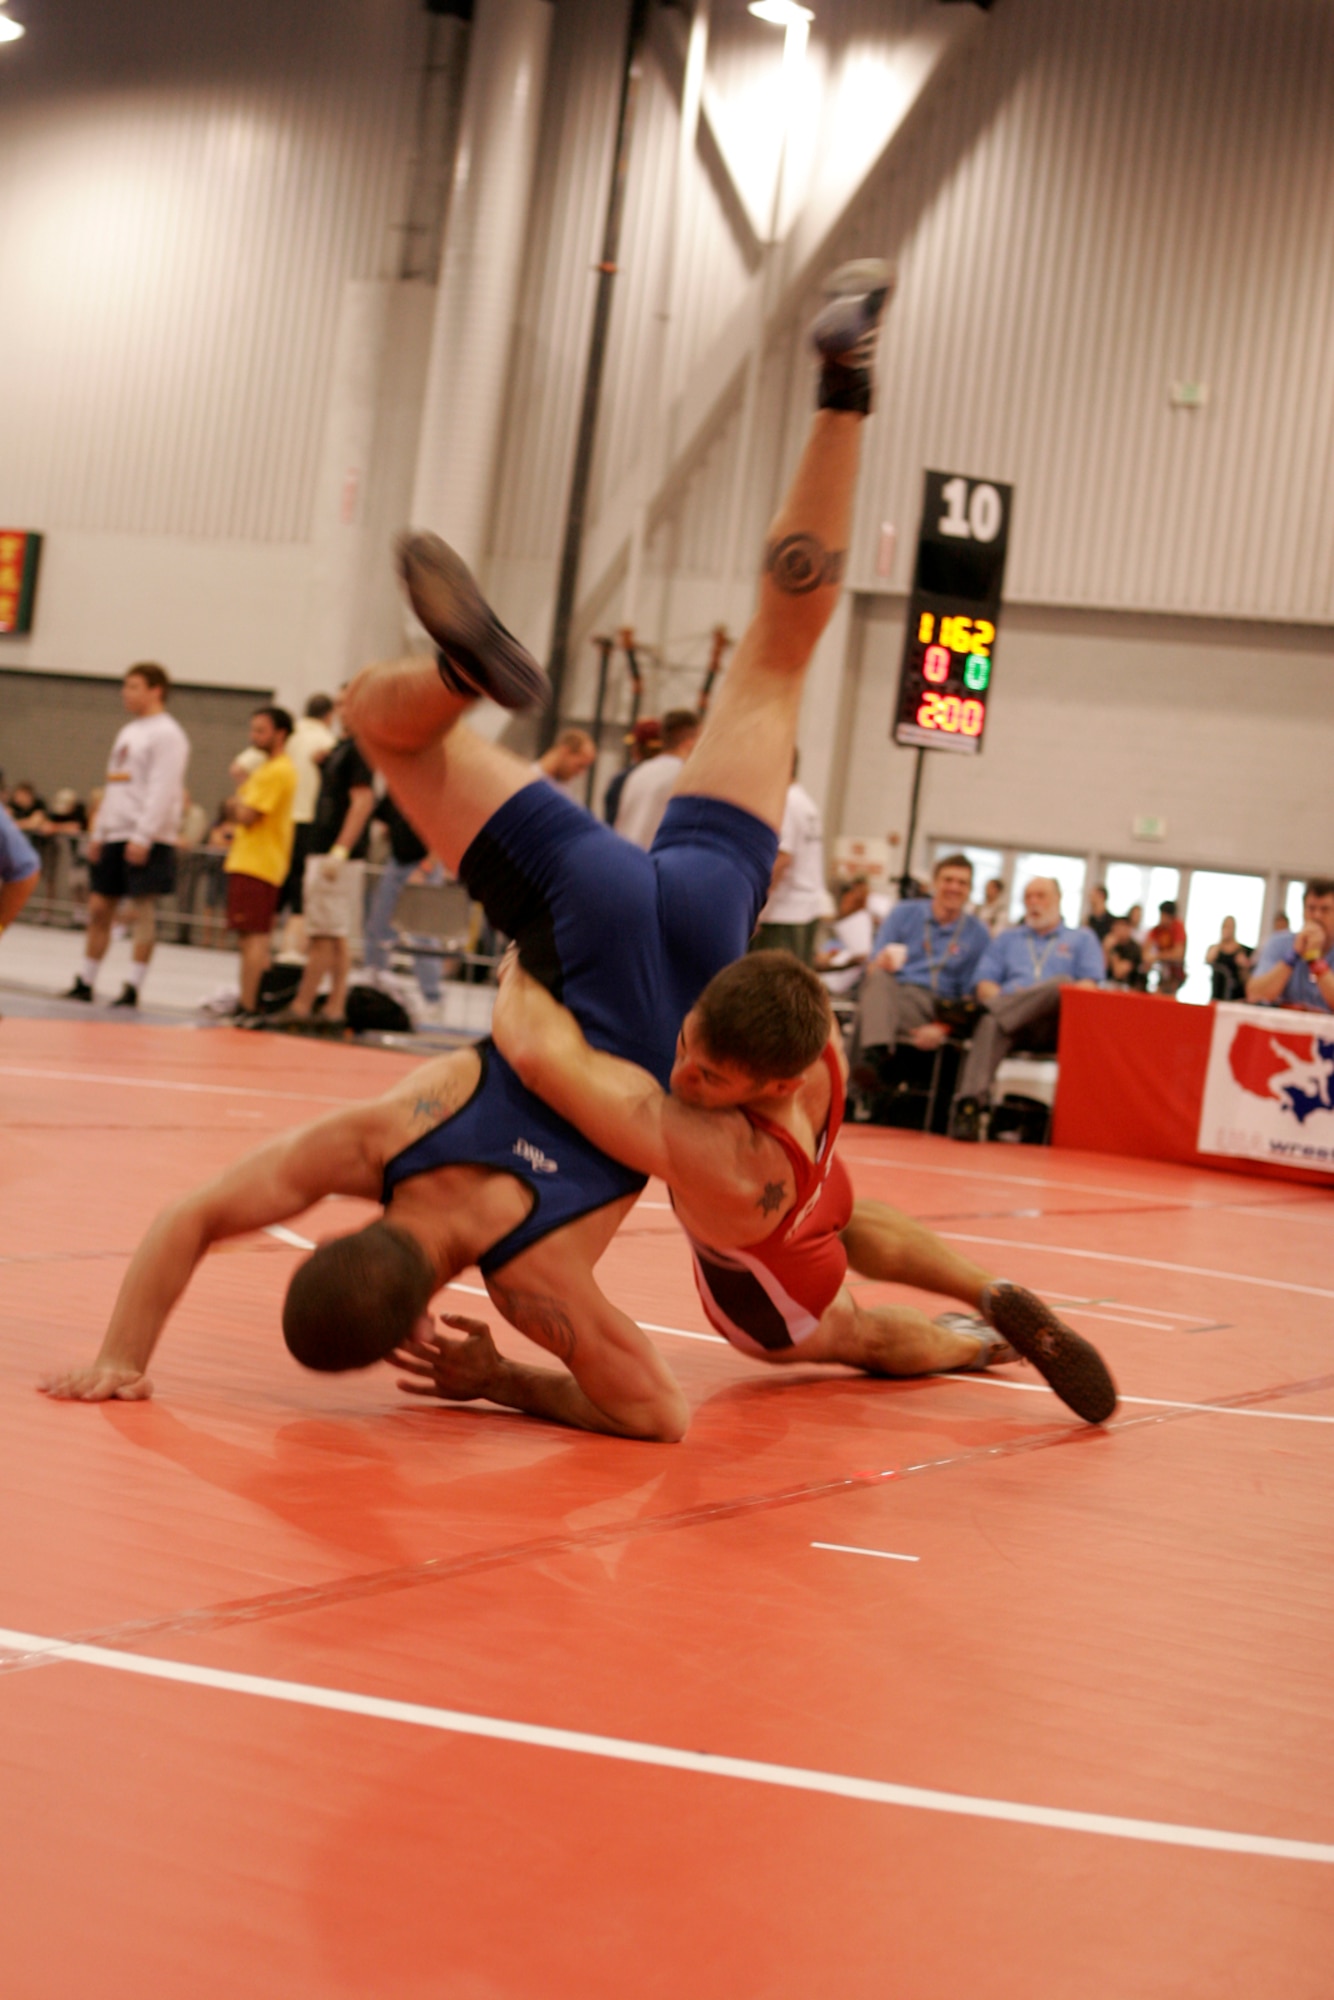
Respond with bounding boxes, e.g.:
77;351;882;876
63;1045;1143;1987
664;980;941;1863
363;859;444;1003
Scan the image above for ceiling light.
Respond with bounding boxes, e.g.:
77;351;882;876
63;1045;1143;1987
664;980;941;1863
748;1;814;26
0;9;26;42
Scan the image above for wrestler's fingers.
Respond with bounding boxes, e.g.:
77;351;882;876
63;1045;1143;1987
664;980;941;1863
435;1313;492;1339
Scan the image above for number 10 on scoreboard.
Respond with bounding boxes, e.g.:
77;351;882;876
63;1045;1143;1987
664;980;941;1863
893;470;1013;756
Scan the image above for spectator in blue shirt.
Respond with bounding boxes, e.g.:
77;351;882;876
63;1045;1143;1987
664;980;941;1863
849;853;990;1090
0;800;41;991
1246;879;1334;1016
950;875;1105;1140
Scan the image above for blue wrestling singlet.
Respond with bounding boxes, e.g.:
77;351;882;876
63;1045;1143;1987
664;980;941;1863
460;781;778;1087
382;1041;646;1274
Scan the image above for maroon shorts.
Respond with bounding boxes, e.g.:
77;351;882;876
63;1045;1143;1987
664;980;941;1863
225;871;280;936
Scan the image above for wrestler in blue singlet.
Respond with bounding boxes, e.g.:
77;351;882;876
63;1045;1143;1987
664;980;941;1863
382;781;778;1266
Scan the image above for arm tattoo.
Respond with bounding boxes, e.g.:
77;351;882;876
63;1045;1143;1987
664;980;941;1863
756;1180;787;1216
489;1282;577;1363
764;533;846;596
411;1093;446;1127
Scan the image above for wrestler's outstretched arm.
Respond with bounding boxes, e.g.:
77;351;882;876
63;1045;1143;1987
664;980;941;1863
38;1106;385;1402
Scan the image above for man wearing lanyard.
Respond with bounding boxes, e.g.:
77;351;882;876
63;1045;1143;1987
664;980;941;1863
849;853;990;1097
949;876;1104;1140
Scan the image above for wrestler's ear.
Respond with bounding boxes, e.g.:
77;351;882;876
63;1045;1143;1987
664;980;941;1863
762;1073;805;1101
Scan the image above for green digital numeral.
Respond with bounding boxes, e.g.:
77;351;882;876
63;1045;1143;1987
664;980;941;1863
963;653;991;692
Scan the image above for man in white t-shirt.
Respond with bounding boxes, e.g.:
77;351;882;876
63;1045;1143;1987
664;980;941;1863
64;663;190;1008
613;708;701;848
752;757;826;963
278;693;338;951
816;876;874;996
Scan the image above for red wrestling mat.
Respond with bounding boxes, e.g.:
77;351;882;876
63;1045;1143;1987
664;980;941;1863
2;1020;1332;1999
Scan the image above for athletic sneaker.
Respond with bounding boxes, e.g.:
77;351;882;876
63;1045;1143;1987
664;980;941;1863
811;259;895;415
64;977;94;1003
110;983;139;1008
980;1281;1118;1425
395;533;549;711
934;1313;1019;1370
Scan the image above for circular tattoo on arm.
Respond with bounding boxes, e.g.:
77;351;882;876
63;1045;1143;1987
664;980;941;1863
764;533;847;596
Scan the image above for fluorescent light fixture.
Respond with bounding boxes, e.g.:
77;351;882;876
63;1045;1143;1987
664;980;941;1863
748;0;813;25
0;8;25;41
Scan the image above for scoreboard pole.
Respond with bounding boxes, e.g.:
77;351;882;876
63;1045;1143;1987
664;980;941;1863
900;747;927;897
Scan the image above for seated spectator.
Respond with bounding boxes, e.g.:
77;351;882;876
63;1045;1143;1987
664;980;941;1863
1143;899;1187;996
815;876;873;999
1126;901;1145;941
850;853;990;1091
614;708;701;849
976;875;1010;937
602;717;660;827
1270;909;1291;936
949;876;1104;1141
1084;882;1114;942
1206;916;1253;1003
1103;915;1146;990
1246;878;1334;1015
8;781;47;832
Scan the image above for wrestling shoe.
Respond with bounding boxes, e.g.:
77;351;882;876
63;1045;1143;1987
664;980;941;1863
933;1314;1019;1370
980;1281;1118;1425
811;259;895;415
110;983;139;1008
395;533;548;711
64;976;94;1002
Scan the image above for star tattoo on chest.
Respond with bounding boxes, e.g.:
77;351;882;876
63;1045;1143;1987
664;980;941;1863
756;1181;787;1216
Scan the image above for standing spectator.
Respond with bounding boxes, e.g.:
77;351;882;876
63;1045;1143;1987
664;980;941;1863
222;706;297;1018
278;693;338;954
1084;882;1114;942
977;875;1009;937
536;727;596;795
949;876;1104;1140
8;781;47;831
752;754;825;963
64;663;189;1008
1103;915;1146;990
283;687;375;1030
0;800;41;988
850;853;990;1088
1126;902;1145;941
362;794;446;1014
613;708;701;848
1206;917;1253;1003
1246;878;1334;1015
602;717;660;826
1143;899;1187;996
815;877;874;998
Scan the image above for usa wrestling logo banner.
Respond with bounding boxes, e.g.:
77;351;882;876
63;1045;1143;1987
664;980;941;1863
1198;1003;1334;1175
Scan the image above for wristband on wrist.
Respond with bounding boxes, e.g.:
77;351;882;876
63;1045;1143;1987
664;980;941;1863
1313;959;1331;979
329;844;349;863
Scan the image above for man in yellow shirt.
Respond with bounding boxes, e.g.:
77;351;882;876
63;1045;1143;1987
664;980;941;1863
223;706;297;1016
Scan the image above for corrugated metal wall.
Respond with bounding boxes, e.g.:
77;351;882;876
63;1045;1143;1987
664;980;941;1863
844;0;1334;623
0;0;423;545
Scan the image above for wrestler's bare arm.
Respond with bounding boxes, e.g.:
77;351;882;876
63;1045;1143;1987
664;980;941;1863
491;962;778;1227
38;1103;389;1402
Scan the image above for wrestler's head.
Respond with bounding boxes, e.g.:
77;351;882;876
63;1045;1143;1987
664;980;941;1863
672;951;832;1109
282;1220;435;1371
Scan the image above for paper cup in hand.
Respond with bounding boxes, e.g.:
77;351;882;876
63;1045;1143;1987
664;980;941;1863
882;942;909;973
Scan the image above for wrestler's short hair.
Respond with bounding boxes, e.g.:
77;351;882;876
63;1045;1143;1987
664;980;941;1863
282;1220;435;1372
693;950;832;1082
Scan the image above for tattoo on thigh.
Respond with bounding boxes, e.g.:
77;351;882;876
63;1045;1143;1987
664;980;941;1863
764;533;846;596
757;1180;787;1216
490;1283;576;1362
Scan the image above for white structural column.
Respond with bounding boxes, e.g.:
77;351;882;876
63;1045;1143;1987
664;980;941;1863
409;0;554;565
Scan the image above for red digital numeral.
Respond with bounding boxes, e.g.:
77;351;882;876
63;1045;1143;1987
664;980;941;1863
922;644;951;685
916;693;986;736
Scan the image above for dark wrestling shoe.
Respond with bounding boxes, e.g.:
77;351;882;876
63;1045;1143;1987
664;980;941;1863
949;1094;984;1143
110;983;139;1008
64;976;94;1002
933;1314;1019;1370
395;532;548;711
811;258;895;414
981;1281;1119;1425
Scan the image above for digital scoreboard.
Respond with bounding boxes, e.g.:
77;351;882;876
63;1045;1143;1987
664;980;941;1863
893;471;1012;756
0;530;42;636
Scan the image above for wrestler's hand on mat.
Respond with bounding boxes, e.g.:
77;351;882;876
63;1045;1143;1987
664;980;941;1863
392;1313;503;1405
38;1362;154;1401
